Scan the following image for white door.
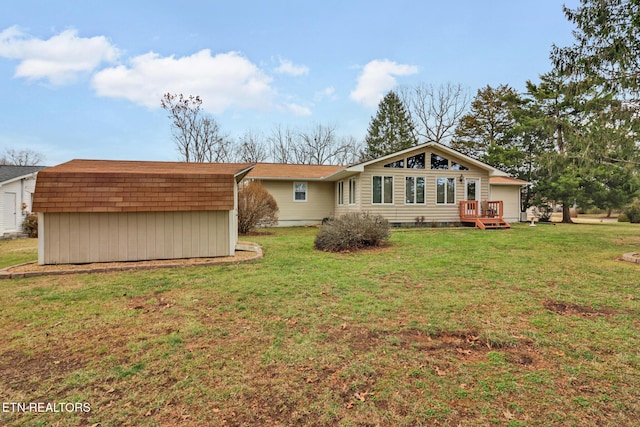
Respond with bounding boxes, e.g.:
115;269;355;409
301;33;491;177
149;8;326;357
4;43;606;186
4;192;17;231
465;179;479;201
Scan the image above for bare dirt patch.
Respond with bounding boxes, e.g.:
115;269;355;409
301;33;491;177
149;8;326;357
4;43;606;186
543;299;618;317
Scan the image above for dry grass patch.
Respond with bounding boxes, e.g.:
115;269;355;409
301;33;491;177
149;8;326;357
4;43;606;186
1;224;639;426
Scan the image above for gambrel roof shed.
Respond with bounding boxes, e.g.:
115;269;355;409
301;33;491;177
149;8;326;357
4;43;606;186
32;159;254;265
33;159;254;213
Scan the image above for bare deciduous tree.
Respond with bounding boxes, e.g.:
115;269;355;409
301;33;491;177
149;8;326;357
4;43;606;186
0;148;44;166
236;130;269;162
268;124;298;164
295;123;339;165
401;82;470;145
161;93;232;162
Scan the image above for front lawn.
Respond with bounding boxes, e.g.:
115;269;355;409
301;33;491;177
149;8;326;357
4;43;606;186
0;223;638;426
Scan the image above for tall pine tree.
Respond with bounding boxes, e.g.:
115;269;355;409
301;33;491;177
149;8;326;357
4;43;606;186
363;91;417;160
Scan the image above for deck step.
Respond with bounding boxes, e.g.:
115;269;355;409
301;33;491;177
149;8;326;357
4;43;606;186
475;218;511;230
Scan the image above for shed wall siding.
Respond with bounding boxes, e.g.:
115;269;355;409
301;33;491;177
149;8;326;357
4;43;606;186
40;211;232;264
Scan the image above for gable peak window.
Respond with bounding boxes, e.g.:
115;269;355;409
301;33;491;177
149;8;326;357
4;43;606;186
451;161;469;171
431;154;449;170
384;159;404;168
407;153;425;169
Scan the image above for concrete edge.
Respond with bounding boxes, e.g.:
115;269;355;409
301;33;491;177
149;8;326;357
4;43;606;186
621;252;640;264
0;242;263;280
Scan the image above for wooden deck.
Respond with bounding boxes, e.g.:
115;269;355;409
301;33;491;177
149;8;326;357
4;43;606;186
459;200;511;229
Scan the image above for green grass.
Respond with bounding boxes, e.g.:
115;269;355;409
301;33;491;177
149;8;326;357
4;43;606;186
0;223;639;426
0;238;37;268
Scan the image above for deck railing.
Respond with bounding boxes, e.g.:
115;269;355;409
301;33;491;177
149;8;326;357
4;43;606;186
459;200;504;221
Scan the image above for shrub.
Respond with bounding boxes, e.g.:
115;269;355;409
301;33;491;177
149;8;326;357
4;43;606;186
22;213;38;237
618;213;630;222
622;198;640;223
314;212;390;252
237;181;279;234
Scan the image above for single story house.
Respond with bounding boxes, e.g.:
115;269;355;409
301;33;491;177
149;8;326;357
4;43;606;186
32;160;253;265
0;165;46;238
248;142;528;228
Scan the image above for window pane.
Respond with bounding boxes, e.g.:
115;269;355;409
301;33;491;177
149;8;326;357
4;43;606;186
431;154;449;170
466;181;476;201
384;176;393;203
451;161;469;171
349;179;356;204
446;178;455;204
407;153;425;169
436;178;445;204
338;181;344;205
384;160;404;168
405;177;415;203
373;176;382;204
294;182;307;201
416;177;425;203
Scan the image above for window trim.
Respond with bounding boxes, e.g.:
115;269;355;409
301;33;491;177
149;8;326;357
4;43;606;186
372;175;394;205
405;175;426;205
348;178;357;205
436;177;456;205
337;181;344;205
293;181;308;202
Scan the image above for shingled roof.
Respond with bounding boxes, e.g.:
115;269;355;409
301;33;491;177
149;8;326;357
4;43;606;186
248;163;345;180
0;165;46;183
32;160;254;213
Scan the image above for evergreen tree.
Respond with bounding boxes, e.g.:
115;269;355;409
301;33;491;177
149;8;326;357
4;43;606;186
451;85;526;175
363;91;417;159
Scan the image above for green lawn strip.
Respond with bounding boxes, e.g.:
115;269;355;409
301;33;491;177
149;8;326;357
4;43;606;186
0;223;638;426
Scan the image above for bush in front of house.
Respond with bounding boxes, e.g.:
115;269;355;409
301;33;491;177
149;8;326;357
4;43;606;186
621;198;640;223
314;212;390;252
23;213;38;237
237;181;279;234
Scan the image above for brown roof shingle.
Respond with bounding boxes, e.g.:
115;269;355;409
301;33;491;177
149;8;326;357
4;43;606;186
248;163;344;180
489;176;529;185
32;160;254;213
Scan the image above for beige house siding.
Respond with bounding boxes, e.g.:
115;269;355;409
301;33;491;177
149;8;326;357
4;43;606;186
259;180;335;225
490;185;522;223
357;147;491;224
334;176;361;217
38;210;232;264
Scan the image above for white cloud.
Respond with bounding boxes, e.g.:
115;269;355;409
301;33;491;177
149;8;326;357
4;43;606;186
0;26;120;85
349;59;418;108
314;86;336;101
92;49;276;113
280;102;312;116
274;58;309;76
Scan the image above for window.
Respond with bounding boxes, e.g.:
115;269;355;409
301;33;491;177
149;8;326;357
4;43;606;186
431;154;449;170
451;161;469;171
294;182;307;202
407;153;425;169
436;177;455;204
348;178;357;204
466;179;478;201
337;181;344;205
372;176;393;204
405;176;425;204
384;159;404;168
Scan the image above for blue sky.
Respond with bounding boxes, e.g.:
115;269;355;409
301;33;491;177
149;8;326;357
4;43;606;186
1;1;579;165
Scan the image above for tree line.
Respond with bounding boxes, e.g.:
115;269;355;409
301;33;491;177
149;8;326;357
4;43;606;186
161;1;640;223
